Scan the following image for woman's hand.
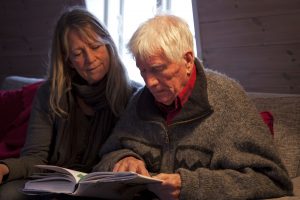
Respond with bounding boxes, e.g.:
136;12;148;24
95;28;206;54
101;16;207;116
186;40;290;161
147;173;181;200
113;156;150;177
0;164;9;184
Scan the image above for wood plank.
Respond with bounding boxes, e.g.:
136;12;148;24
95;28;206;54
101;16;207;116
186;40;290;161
202;44;300;94
0;17;56;37
199;13;300;49
0;0;85;21
0;1;62;19
194;0;300;23
0;55;48;77
203;44;300;70
0;0;85;85
0;37;50;56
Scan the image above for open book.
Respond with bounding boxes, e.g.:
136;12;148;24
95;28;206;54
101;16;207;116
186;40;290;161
23;165;161;199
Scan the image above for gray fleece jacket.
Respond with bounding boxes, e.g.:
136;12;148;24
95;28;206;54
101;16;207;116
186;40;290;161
94;59;293;200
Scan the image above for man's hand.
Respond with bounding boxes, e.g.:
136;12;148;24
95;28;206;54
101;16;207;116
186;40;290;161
113;156;150;176
147;173;181;200
0;164;9;184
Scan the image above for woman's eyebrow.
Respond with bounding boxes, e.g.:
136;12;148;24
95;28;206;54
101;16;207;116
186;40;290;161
71;47;82;52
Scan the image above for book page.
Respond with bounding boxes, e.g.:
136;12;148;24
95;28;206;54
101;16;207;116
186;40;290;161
81;171;161;184
23;177;76;194
36;165;87;183
23;165;88;195
74;171;162;198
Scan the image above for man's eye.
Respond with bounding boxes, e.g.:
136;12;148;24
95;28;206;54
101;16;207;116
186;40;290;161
153;66;165;73
155;67;163;72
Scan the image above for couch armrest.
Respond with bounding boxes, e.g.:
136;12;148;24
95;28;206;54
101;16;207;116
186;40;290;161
1;76;44;90
248;92;300;179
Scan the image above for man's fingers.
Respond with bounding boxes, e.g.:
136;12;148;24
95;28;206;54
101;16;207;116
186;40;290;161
138;166;150;176
113;156;148;174
113;162;121;172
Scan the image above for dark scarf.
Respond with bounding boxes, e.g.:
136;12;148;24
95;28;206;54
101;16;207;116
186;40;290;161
54;74;117;172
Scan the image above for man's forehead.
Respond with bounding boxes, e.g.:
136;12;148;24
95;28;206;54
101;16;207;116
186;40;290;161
136;55;167;66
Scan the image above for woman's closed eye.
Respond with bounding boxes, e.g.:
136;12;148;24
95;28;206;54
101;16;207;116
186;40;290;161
72;51;82;58
90;43;104;50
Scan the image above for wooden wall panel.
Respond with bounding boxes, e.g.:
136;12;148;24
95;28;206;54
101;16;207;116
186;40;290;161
196;0;300;22
200;13;300;49
0;55;49;85
0;37;49;56
0;0;85;85
203;44;300;93
193;0;300;94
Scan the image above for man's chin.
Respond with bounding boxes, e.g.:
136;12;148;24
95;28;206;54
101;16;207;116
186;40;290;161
155;98;172;106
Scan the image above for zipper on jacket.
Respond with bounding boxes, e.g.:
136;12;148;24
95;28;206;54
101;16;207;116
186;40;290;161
153;120;172;173
168;108;213;127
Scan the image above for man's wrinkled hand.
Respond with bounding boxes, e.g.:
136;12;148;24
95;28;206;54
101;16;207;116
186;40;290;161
147;173;181;200
113;156;150;177
0;164;9;184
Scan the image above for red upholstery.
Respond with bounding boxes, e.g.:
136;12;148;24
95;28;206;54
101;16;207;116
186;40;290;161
260;111;274;136
0;81;43;159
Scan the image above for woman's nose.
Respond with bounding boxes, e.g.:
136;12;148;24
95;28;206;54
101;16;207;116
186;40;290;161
85;49;96;64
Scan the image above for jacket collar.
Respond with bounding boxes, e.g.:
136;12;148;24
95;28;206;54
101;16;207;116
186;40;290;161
137;58;213;125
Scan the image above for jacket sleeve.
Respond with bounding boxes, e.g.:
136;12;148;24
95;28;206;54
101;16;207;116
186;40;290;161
177;77;293;199
1;82;54;181
93;87;145;172
92;119;144;172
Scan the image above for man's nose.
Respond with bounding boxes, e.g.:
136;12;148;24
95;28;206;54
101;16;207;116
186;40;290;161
143;73;158;88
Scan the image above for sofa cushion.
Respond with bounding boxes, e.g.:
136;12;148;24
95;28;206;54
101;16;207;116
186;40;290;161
0;88;23;134
293;176;300;196
0;81;43;159
260;111;274;136
0;76;44;90
249;93;300;178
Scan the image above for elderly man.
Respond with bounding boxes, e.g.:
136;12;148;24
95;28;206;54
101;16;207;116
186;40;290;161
94;15;293;199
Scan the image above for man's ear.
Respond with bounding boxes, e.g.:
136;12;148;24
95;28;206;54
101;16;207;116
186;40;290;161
184;51;194;64
184;51;194;75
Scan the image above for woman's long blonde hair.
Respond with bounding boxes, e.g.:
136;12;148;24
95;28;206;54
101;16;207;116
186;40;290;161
48;7;131;117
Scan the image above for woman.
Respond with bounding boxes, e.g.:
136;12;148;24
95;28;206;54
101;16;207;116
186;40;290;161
0;7;138;199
